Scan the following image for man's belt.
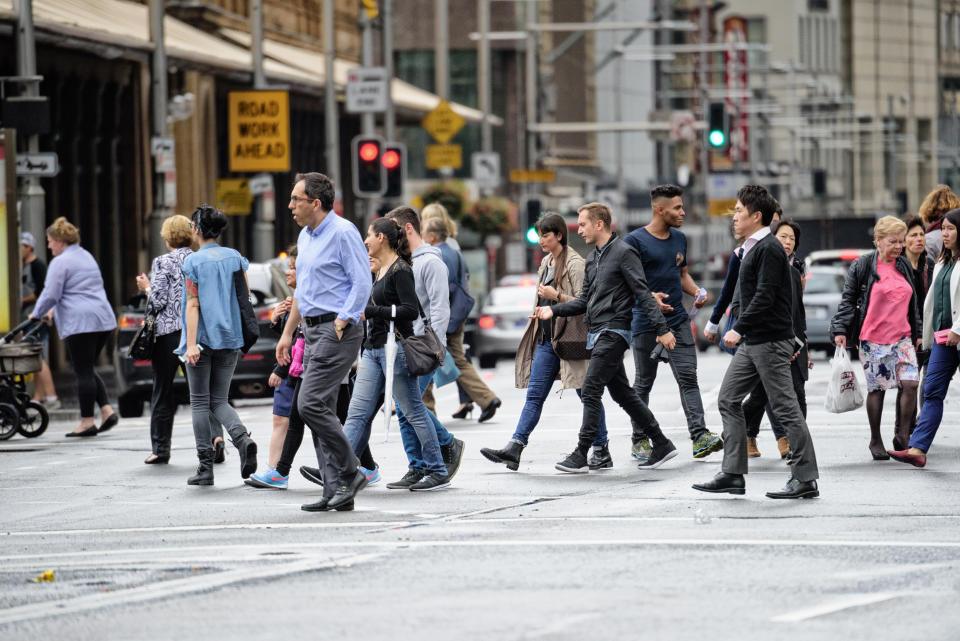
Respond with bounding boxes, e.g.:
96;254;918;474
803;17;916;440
303;312;337;327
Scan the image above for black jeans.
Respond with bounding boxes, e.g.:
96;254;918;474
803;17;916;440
64;330;112;418
150;331;182;456
577;332;667;455
743;365;806;439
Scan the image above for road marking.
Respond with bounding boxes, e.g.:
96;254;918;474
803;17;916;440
521;613;602;639
0;551;385;626
770;592;900;622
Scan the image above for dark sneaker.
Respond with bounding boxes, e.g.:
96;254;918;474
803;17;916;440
631;438;652;462
638;440;678;469
441;438;465;480
692;431;723;459
386;467;425;490
409;472;451;492
588;444;613;470
555;450;589;474
299;465;324;487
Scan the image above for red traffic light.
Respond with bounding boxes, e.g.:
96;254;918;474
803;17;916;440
359;142;380;162
382;149;401;170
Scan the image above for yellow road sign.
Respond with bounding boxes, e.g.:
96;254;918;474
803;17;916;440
421;100;466;144
361;0;379;19
216;178;253;215
707;198;738;217
426;144;462;170
509;169;556;183
228;90;290;172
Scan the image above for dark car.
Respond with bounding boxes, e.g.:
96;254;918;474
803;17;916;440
114;262;292;417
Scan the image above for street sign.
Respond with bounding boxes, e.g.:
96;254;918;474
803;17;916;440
471;152;500;190
228;90;291;172
248;174;273;196
426;144;462;170
215;178;253;215
707;173;743;217
669;110;696;142
346;67;389;114
509;169;556;183
422;100;465;144
151;136;175;172
15;152;59;177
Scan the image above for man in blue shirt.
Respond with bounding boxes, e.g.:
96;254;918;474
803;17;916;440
623;184;722;461
276;172;372;511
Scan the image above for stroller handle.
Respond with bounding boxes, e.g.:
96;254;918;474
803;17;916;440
2;317;44;344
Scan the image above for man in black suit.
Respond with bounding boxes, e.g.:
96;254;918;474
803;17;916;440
692;185;819;499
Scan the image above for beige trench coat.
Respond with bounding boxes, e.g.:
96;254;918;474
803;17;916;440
514;248;589;390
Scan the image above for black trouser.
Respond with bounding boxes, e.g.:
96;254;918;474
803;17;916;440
64;330;112;418
743;365;807;439
150;331;182;456
577;332;667;455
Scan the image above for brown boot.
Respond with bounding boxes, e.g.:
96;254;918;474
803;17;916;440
777;437;790;459
747;437;761;458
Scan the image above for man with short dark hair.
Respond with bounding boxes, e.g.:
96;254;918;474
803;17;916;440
624;184;721;462
534;202;679;473
693;185;820;499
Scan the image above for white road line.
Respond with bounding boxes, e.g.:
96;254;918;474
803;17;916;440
521;613;602;639
0;551;385;626
770;592;900;622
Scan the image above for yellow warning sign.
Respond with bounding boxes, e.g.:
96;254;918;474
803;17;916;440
228;90;290;172
216;178;253;215
707;198;738;217
421;100;466;144
508;169;556;183
426;144;462;170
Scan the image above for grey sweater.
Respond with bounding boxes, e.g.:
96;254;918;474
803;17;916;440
410;243;450;346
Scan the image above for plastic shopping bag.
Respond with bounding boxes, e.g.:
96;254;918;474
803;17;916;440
825;346;865;413
432;350;461;388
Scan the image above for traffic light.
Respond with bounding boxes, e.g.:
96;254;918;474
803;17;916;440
707;102;728;149
382;143;406;199
525;198;542;244
351;134;385;197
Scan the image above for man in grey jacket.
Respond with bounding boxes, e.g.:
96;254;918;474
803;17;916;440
385;207;465;489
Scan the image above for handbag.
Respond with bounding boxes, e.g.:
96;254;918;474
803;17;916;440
432;350;461;387
718;311;738;356
233;269;260;354
128;306;157;360
447;255;475;334
400;301;446;376
549;266;589;360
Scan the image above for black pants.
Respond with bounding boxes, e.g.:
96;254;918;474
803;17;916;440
743;365;807;439
64;330;112;418
577;332;667;454
150;331;182;456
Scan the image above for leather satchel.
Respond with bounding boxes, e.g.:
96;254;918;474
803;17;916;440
233;269;260;354
128;307;157;360
551;313;589;361
400;302;446;376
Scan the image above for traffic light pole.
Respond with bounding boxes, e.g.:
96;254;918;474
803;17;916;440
698;5;709;224
251;0;274;262
148;0;170;259
360;11;377;223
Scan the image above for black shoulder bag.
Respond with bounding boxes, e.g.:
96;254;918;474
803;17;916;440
447;254;475;334
233;269;260;354
128;305;157;360
400;301;446;376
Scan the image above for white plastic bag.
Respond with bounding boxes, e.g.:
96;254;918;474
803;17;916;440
825;346;865;413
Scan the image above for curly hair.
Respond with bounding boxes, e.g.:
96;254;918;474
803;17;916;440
918;185;960;227
161;214;193;249
46;217;80;245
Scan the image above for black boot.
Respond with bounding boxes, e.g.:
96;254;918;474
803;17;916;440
480;440;524;471
187;450;215;486
231;431;258;479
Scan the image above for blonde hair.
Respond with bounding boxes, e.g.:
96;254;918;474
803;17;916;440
421;203;457;239
46;216;80;245
161;214;193;249
874;215;907;242
918;185;960;226
578;202;612;229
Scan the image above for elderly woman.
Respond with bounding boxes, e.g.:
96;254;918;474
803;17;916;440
918;185;960;265
136;215;194;464
830;216;922;460
30;217;118;437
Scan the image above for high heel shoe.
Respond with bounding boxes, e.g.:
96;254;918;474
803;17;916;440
451;403;474;419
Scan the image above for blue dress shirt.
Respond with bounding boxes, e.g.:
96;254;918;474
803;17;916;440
295;213;372;324
174;243;249;354
32;244;117;339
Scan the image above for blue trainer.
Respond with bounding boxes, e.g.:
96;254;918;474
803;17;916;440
244;466;288;490
360;465;380;486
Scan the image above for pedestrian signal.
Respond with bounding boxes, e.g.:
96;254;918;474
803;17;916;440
525;198;542;244
708;103;728;149
351;135;386;197
382;143;405;199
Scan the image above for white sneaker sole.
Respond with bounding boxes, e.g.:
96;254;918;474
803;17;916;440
639;448;678;470
409;481;451;492
555;463;589;474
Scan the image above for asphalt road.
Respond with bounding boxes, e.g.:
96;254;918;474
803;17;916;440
1;349;959;640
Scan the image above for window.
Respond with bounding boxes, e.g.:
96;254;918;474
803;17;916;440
745;17;766;69
955;13;960;50
799;17;807;67
943;11;950;50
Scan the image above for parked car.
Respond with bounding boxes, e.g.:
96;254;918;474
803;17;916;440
803;266;848;354
113;262;292;417
474;285;537;368
497;273;539;287
805;248;870;269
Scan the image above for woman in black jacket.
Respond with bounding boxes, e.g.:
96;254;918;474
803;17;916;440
829;216;922;460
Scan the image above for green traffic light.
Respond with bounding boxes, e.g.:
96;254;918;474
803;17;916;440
709;130;726;147
526;227;539;244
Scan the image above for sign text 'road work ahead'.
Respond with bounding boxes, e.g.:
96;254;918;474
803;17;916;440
228;90;291;173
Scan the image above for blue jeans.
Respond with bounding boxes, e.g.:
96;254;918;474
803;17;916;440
513;341;607;447
398;374;454;470
909;342;960;452
342;344;446;473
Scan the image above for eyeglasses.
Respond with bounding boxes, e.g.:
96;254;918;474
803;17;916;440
289;195;317;205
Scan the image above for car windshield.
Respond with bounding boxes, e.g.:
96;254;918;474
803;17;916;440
805;271;845;294
488;287;537;308
247;268;274;296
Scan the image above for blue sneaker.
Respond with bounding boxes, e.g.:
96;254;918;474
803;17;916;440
359;465;380;486
244;466;288;490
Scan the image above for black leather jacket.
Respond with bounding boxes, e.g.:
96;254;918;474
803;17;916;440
829;251;921;347
553;232;669;336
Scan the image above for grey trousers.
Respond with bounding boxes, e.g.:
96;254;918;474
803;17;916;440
718;339;819;482
184;347;245;454
298;321;363;498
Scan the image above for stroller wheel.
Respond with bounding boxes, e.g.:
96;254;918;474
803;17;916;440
17;400;49;438
0;403;20;441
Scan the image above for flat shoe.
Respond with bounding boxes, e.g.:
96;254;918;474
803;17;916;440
98;414;118;433
144;453;170;464
66;426;98;438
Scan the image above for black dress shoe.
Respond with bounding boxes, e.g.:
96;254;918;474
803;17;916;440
299;466;324;487
766;477;818;499
301;497;330;512
478;398;501;423
66;426;98;438
327;469;368;509
692;472;745;495
97;414;118;433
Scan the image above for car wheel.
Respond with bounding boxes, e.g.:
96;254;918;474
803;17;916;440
118;393;144;418
478;354;498;369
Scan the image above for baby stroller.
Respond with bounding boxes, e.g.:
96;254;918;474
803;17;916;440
0;318;50;440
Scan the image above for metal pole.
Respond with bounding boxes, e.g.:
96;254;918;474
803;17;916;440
525;0;537;171
251;0;273;262
361;11;376;221
252;0;266;89
614;0;625;214
323;0;340;187
698;2;709;223
435;0;449;100
148;0;169;258
383;0;395;143
888;93;897;211
478;0;492;153
15;0;45;248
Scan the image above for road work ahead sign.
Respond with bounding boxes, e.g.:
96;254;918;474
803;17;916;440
228;90;290;172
